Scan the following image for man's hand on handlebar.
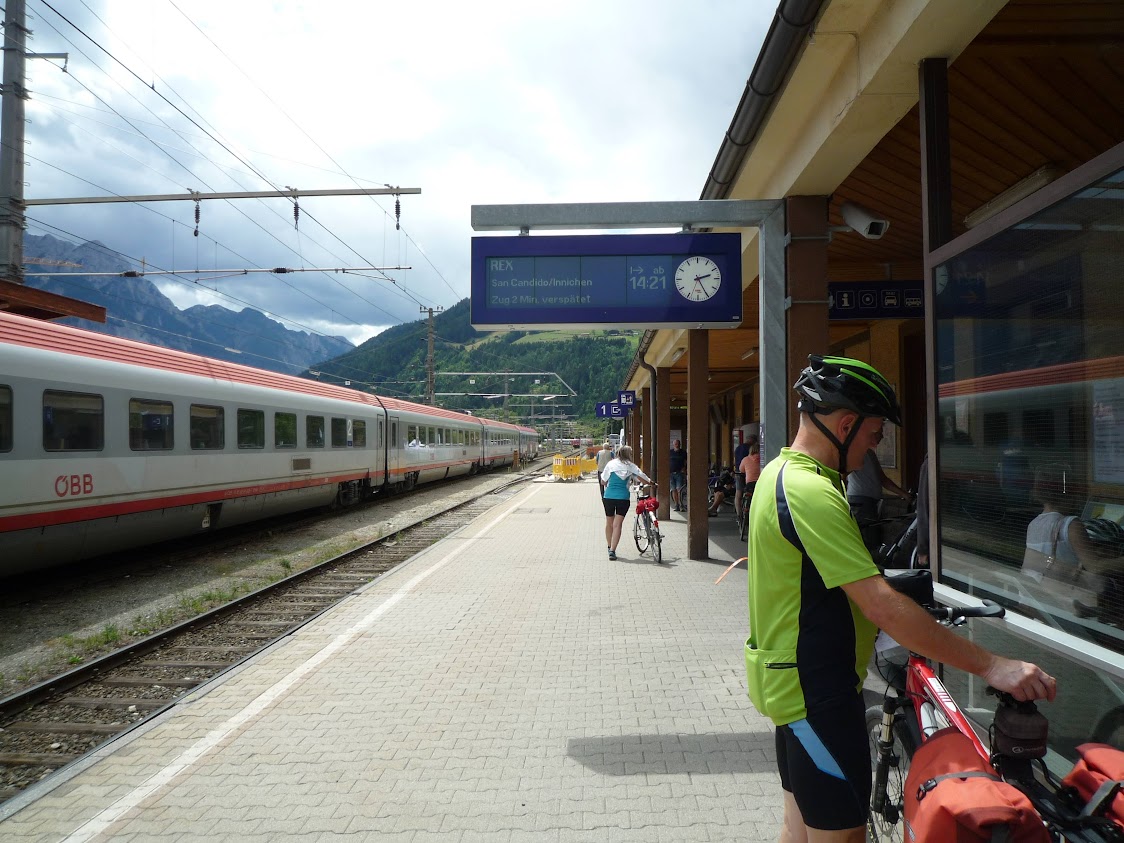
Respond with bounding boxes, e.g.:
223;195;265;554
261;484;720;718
982;656;1057;703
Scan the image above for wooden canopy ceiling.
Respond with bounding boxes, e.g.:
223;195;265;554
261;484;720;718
663;0;1124;404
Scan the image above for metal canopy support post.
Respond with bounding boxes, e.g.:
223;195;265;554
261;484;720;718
656;366;672;521
687;328;709;560
759;203;787;462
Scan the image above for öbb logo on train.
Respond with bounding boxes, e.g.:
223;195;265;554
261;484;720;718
55;474;94;498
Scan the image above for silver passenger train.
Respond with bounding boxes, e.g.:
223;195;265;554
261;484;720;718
0;313;539;577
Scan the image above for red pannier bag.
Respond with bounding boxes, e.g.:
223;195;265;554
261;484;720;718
903;728;1050;842
1061;743;1124;831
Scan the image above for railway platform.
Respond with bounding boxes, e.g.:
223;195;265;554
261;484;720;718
0;476;781;842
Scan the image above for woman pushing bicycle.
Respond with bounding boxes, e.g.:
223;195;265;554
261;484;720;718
600;444;652;561
744;355;1057;843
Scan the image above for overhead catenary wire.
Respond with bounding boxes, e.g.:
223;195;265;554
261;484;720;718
36;0;419;296
162;0;463;303
27;4;436;322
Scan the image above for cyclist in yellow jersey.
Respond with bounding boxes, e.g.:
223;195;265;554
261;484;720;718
745;355;1057;843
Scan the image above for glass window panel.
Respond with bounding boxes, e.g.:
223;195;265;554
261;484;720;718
275;412;297;448
190;404;224;450
934;163;1124;766
353;420;366;447
306;415;325;448
237;408;264;449
43;390;103;451
129;398;174;450
331;417;348;447
407;424;419;447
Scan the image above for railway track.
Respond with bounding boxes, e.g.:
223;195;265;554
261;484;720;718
0;466;547;808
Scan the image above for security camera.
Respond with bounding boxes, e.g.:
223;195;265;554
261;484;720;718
840;201;890;240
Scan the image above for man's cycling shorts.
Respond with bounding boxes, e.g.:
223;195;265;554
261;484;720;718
775;693;870;830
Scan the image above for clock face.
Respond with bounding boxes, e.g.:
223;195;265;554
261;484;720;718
675;256;722;302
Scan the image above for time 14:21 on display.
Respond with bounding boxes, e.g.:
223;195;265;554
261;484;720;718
484;254;723;309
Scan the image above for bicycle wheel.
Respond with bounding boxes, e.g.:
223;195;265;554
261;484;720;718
738;508;748;542
634;513;650;554
866;705;913;843
650;521;662;564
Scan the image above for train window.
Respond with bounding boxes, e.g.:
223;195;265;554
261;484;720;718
1023;408;1055;447
983;411;1009;447
237;409;265;449
307;415;325;448
331;417;348;447
378;419;384;448
275;412;297;448
427;426;436;447
0;385;11;452
407;424;419;447
190;404;224;450
445;428;452;446
129;398;174;451
43;390;103;451
353;420;366;447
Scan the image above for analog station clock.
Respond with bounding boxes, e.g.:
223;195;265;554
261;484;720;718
674;256;722;302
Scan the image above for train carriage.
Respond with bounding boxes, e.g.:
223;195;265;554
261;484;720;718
0;313;538;578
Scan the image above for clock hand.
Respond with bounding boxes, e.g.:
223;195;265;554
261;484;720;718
694;274;712;282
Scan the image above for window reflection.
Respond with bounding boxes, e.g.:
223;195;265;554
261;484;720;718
935;163;1124;763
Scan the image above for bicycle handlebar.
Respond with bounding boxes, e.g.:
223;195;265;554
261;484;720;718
925;599;1005;623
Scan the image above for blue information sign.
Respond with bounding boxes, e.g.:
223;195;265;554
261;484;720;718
596;402;626;419
470;232;743;330
618;390;636;407
828;281;924;321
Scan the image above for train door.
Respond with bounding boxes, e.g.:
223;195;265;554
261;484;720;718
388;416;400;483
377;417;385;475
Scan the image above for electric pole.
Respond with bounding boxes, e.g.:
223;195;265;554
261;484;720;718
421;305;442;404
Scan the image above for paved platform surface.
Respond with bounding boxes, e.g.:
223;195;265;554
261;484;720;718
0;476;782;842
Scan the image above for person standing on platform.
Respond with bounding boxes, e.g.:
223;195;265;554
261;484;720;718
596;441;614;498
745;355;1055;843
601;445;651;560
733;434;752;521
846;429;910;553
738;436;761;523
669;439;687;512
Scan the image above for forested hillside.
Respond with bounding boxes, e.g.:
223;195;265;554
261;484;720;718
310;299;637;423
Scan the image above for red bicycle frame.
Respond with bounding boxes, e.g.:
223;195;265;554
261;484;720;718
905;652;991;761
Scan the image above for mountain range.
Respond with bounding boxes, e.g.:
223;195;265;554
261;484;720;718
22;233;353;372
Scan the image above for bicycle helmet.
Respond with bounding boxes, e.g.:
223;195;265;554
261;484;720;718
794;355;901;475
1082;518;1124;553
794;355;902;425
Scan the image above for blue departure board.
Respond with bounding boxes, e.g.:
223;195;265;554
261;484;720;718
470;232;742;330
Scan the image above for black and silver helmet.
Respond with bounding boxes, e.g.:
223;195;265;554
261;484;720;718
794;355;902;425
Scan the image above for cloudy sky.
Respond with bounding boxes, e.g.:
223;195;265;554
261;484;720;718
22;1;773;345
